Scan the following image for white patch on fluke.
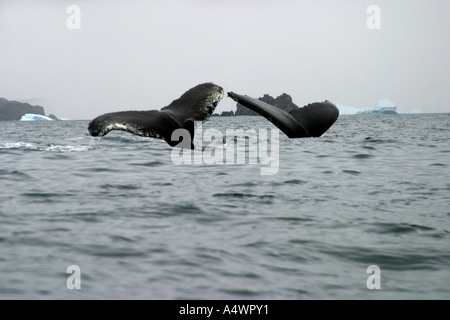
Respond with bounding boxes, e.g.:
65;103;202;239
109;123;128;131
104;122;160;139
199;90;224;123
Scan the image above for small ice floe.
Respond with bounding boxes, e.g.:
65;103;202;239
20;114;54;121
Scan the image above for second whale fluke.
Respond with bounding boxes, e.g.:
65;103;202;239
227;92;339;138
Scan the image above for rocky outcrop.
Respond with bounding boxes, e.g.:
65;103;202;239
212;110;235;117
220;111;234;116
235;93;299;116
0;98;56;121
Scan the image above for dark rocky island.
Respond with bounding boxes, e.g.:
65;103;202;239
236;93;299;116
0;97;57;121
212;110;235;117
213;93;299;116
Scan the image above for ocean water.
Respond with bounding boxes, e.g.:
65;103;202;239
0;114;449;299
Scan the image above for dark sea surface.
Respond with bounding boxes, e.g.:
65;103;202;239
0;114;449;299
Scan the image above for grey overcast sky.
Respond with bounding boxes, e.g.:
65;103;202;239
0;0;449;119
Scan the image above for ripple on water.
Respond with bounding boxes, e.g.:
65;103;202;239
283;179;307;185
319;245;447;271
79;244;148;258
129;161;165;167
86;167;121;173
21;192;75;203
218;288;265;298
269;179;307;186
342;170;361;175
109;235;137;243
0;169;34;181
100;184;141;190
366;222;436;235
213;193;275;204
352;153;373;159
430;163;447;167
151;202;206;215
364;137;398;144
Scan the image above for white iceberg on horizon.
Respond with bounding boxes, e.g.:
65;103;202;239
358;99;397;114
20;114;54;121
337;99;422;115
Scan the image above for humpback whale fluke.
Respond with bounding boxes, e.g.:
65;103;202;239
88;83;224;148
227;92;339;138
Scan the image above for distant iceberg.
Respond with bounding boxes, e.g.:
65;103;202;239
337;99;422;115
358;99;398;114
20;114;54;121
358;106;397;114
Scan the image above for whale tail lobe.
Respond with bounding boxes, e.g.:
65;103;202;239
227;92;339;138
88;83;224;149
